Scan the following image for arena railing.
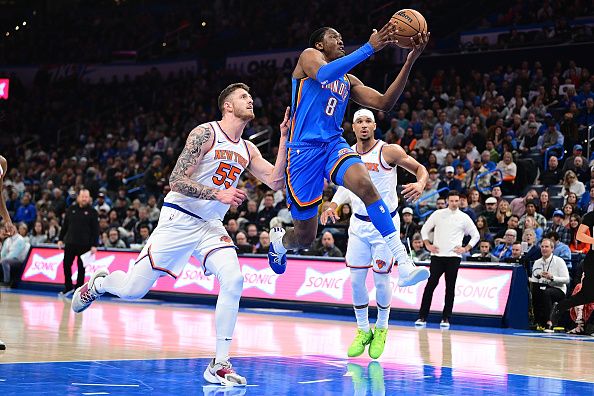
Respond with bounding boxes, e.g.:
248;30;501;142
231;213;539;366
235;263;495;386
544;144;565;171
475;169;502;195
413;187;449;219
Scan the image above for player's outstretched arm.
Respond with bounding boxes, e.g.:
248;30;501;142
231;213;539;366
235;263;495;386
382;144;428;203
350;31;430;111
0;156;15;235
246;107;290;191
320;186;351;225
299;22;397;83
169;124;246;206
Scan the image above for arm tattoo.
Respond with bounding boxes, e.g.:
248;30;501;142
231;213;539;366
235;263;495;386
169;125;218;200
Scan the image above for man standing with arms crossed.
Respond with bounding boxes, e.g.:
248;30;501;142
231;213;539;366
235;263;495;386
416;190;480;328
0;155;16;351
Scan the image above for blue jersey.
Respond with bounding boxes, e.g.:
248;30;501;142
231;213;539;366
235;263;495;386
289;75;351;143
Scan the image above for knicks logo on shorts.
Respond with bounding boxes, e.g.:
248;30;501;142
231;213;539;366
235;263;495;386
220;236;233;244
376;259;386;269
338;147;354;156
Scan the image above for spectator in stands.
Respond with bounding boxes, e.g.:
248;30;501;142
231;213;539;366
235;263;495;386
103;227;127;249
524;216;544;242
17;223;29;245
492;199;512;233
562;203;575;227
94;192;111;213
563;170;585;199
569;214;590;254
538;190;555;219
410;233;430;262
510;190;539;218
518;122;540;155
246;223;259;246
540;156;563;187
577;98;594;130
0;224;28;286
538;117;564;153
496;152;517;194
546;231;572;263
29;221;48;245
569;157;590;184
492;229;516;261
432;140;450;166
400;207;419;243
530;238;570;332
444;124;465;150
436;197;447;209
14;193;37;228
562;145;588;174
519;200;547;231
146;195;161;224
459;194;476;222
545;210;572;246
253;231;270;254
501;242;523;264
438;166;462;197
494;215;520;242
470;240;495;262
257;193;278;231
233;232;252;254
133;224;151;250
312;232;343;258
480;150;496;172
143;155;164;198
225;219;239;241
580;185;594;213
464;159;489;193
468;189;484;216
336;203;352;227
241;200;259;224
565;192;581;214
483;196;498;227
522;228;542;264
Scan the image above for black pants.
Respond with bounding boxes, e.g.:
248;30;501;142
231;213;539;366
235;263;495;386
419;256;461;320
558;255;594;312
62;244;92;291
530;283;565;326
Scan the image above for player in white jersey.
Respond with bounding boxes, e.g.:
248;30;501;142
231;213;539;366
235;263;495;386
320;109;429;359
0;155;15;351
71;83;291;386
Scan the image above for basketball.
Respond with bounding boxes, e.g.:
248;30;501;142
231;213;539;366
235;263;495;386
390;9;428;49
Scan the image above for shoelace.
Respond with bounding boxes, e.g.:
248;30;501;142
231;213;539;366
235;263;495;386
80;290;98;305
269;252;282;263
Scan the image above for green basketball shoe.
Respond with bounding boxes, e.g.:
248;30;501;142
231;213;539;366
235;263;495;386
347;328;373;357
369;327;388;359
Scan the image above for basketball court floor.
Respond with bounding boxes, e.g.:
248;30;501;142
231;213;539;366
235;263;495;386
1;289;594;395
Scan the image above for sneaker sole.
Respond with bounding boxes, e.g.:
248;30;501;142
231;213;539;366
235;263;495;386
203;367;247;386
398;268;430;287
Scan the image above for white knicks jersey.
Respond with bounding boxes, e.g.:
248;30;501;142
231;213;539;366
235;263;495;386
350;140;398;216
165;121;251;220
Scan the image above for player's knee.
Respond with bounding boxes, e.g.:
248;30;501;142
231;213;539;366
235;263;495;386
121;287;149;300
350;178;380;203
374;275;390;294
221;271;244;299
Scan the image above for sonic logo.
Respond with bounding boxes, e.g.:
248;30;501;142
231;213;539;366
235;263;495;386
296;267;351;300
23;252;65;280
174;262;215;290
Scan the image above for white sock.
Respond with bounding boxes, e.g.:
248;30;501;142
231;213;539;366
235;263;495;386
354;306;370;332
376;305;390;329
271;230;287;254
215;337;231;364
383;232;413;274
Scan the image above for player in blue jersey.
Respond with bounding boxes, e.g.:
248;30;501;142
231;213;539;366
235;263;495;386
268;23;430;288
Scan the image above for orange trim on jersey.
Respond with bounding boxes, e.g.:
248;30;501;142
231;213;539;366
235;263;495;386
200;245;237;273
329;152;360;184
379;143;393;171
356;140;380;155
289;77;309;142
215;121;241;144
137;245;178;279
286;147;322;208
242;139;251;167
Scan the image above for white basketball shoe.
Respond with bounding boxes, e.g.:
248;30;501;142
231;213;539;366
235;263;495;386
71;269;109;313
203;358;247;386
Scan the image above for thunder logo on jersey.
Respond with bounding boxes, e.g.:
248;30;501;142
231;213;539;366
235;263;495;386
289;75;351;142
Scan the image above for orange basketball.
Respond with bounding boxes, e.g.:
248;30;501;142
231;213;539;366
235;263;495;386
390;9;428;49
